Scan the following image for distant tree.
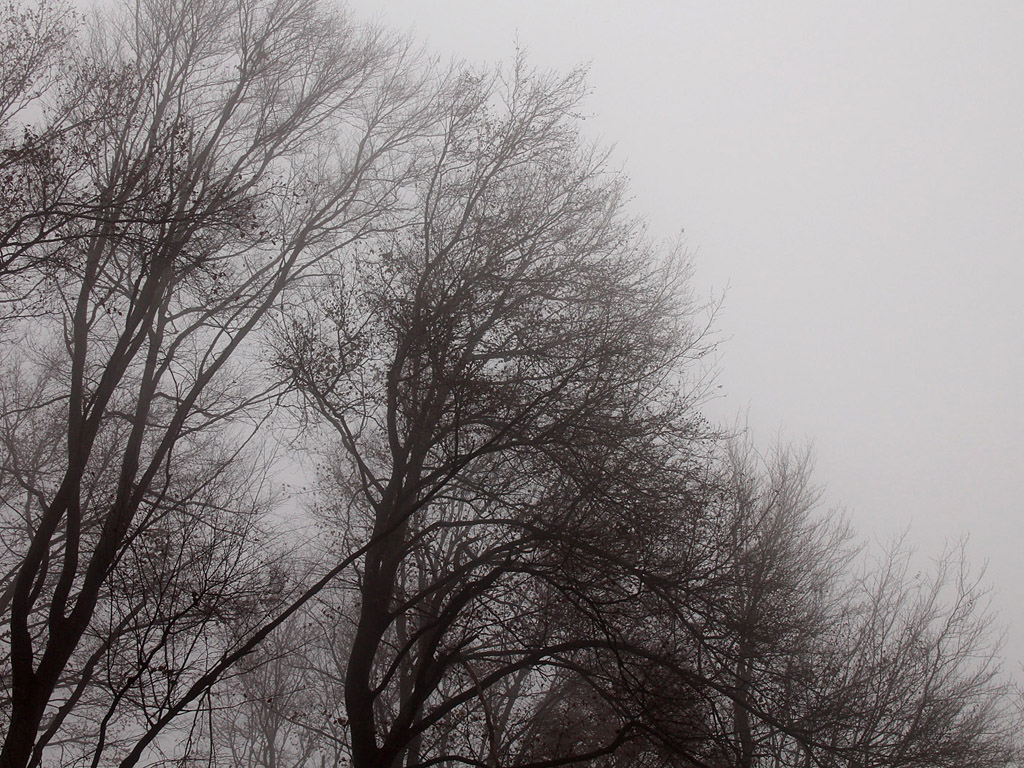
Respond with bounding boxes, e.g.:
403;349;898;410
210;601;352;768
806;539;1020;768
708;440;856;768
703;441;1022;768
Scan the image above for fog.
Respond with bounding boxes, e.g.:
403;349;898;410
349;0;1024;665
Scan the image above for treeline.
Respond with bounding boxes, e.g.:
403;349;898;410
0;0;1019;766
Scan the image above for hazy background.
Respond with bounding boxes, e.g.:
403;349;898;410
346;0;1024;667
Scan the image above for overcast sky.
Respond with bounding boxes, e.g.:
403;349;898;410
346;0;1024;666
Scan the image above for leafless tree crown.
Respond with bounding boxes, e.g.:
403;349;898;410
0;1;1019;767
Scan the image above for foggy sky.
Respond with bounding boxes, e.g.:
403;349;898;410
345;0;1024;666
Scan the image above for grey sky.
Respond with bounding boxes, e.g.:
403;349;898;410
346;0;1024;665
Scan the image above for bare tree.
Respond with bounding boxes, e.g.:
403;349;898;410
209;600;352;768
0;0;79;292
1;2;1019;766
803;539;1021;768
277;55;721;768
0;0;433;764
706;440;856;768
704;441;1022;768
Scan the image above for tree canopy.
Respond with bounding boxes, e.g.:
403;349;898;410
0;1;1019;767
